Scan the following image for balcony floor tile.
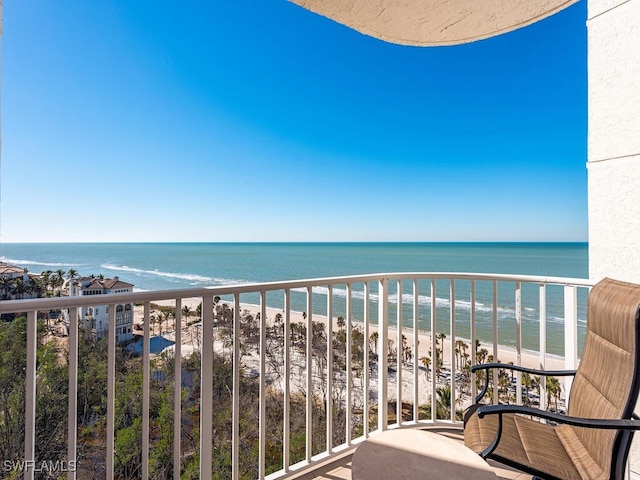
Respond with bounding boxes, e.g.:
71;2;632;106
299;426;530;480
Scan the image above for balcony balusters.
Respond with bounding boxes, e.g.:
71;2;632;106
0;273;595;480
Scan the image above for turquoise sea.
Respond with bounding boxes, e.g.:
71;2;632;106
0;242;589;356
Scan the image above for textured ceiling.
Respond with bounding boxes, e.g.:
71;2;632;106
290;0;578;46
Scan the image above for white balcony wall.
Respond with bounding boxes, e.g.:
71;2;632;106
588;0;640;284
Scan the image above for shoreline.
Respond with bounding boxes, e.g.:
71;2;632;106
146;298;568;372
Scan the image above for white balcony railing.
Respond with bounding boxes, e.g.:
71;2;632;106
0;272;595;480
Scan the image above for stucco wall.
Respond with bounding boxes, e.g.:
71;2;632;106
588;0;640;284
588;0;640;477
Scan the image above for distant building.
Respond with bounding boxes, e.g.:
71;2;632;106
0;262;37;300
0;262;28;279
69;276;135;343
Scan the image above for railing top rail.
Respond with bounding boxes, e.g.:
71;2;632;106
0;272;597;313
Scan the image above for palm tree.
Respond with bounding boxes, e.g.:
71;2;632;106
150;315;157;336
454;340;467;369
401;334;412;364
66;268;78;281
476;348;489;364
546;376;562;411
420;356;431;381
12;277;27;300
498;371;513;403
26;277;43;298
182;305;192;324
369;331;378;356
50;272;64;296
522;372;538;406
0;276;13;300
436;385;452;418
55;269;66;287
434;332;446;371
41;270;52;295
168;310;176;333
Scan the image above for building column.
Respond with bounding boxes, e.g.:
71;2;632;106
587;0;640;284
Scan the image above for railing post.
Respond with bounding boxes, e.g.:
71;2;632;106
106;304;116;479
200;295;214;480
470;281;477;403
396;280;403;425
430;279;437;423
326;285;333;453
259;292;267;480
25;310;37;480
450;280;456;422
282;290;291;472
378;278;389;431
306;287;313;462
346;283;353;443
68;307;79;480
492;281;499;405
363;282;370;437
174;299;182;480
232;293;241;480
413;279;419;423
539;284;548;411
515;282;522;406
142;303;151;480
564;285;578;402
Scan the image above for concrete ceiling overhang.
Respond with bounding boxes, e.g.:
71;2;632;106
290;0;578;46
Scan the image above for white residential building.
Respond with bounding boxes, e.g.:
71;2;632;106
69;276;135;344
0;262;38;300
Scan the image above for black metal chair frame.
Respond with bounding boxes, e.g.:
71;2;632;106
468;349;640;480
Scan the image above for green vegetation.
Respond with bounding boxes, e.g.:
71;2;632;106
0;300;563;479
0;304;388;479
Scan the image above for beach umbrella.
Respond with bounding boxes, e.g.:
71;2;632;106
289;0;578;46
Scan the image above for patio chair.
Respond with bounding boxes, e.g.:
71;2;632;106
464;277;640;480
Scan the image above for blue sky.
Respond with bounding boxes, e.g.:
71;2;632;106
1;0;587;242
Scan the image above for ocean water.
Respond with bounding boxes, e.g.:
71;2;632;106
0;242;588;290
0;242;589;355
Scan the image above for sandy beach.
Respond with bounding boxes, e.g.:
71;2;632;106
135;297;567;409
142;297;566;367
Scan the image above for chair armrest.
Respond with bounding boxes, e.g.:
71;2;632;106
471;363;576;403
471;362;577;377
477;404;640;430
473;405;640;458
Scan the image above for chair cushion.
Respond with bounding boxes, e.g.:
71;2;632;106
464;408;583;480
566;278;640;474
557;425;606;480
